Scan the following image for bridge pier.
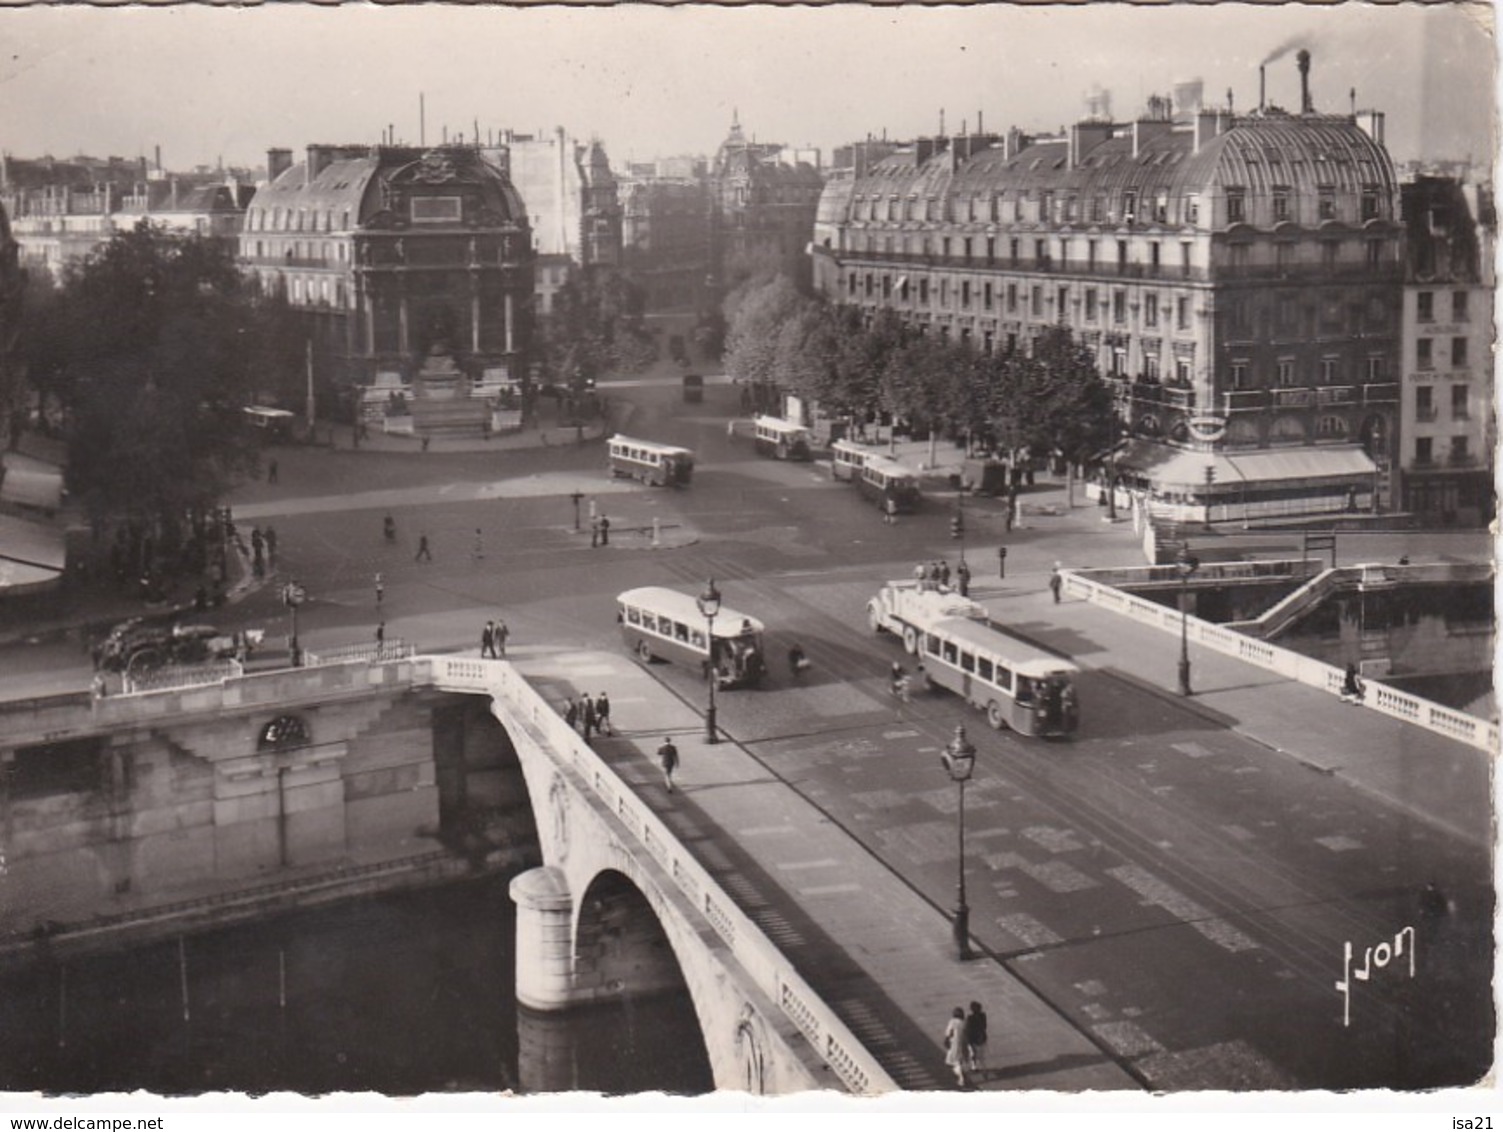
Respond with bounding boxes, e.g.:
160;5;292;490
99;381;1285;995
510;866;576;1010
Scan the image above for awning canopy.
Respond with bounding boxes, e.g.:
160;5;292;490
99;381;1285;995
1115;441;1378;490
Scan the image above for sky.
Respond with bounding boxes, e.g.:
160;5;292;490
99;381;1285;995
0;2;1496;175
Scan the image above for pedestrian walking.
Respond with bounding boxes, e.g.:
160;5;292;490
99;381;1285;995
267;458;279;484
590;516;601;548
657;736;680;792
883;491;897;524
374;572;384;606
473;527;484;561
943;1007;969;1088
564;698;580;731
1049;563;1063;603
955;559;971;598
375;621;386;652
594;691;612;736
415;534;432;563
964;1001;988;1073
421;436;431;453
493;618;509;657
599;515;611;546
937;560;951;588
481;620;496;658
581;694;597;740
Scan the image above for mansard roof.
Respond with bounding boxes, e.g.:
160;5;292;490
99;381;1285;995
247;145;528;232
846;112;1396;207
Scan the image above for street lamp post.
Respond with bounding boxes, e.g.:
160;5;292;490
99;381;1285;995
281;581;306;668
696;579;722;744
939;724;977;960
1175;545;1199;696
569;491;584;532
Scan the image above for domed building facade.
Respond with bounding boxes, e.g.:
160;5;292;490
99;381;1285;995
240;144;535;431
814;61;1406;523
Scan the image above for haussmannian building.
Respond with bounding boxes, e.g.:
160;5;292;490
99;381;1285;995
239;144;534;423
711;113;824;295
1397;175;1496;526
619;160;712;315
814;55;1408;523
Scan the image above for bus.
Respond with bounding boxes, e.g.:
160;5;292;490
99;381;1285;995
617;586;767;688
857;454;922;513
752;416;813;461
243;406;297;442
830;438;873;482
917;616;1080;737
608;435;695;487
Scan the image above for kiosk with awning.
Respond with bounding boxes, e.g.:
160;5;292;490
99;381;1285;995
1113;440;1379;523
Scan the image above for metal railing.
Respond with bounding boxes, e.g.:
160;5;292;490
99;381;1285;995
121;660;243;696
302;640;415;667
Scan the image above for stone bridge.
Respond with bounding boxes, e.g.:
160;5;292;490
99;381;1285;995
0;655;894;1095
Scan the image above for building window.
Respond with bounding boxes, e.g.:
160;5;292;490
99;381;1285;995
1111;349;1127;377
985;236;995;264
1231;361;1249;389
1112;290;1126;324
1366;356;1384;382
939;279;949;306
883;275;892;299
1361;188;1380;221
1417;291;1434;322
1226;189;1245;223
1034;239;1047;265
1277;358;1296;387
1318;187;1336;220
1451;384;1470;420
1416;338;1433;370
983;330;994;354
1316;415;1348;438
1149;242;1161;272
1185;195;1200;224
1057;285;1069;315
1320;357;1338;384
1116;240;1128;268
963;237;973;260
1085;289;1098;321
942;237;951;259
1030;285;1043;317
961;280;971;308
1175;358;1192;386
1007;284;1017;313
1450;435;1470;465
411;197;462;224
1009;238;1019;264
1272;187;1291;222
1145;293;1159;327
1415;385;1435;421
983;282;993;310
1176;296;1190;330
1451;337;1468;367
1121;191;1137;222
848;273;857;296
864;273;874;297
1453;290;1469;321
1144;354;1161;382
919;278;929;304
1415;437;1433;466
1087;240;1097;270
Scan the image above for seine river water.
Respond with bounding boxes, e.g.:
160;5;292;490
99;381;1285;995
0;875;713;1097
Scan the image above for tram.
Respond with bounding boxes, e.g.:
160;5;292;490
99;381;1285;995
830;438;872;482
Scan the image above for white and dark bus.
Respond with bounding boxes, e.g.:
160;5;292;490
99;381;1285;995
830;438;873;482
918;616;1080;738
752;416;813;461
607;435;695;487
857;454;923;513
242;405;297;442
617;586;767;688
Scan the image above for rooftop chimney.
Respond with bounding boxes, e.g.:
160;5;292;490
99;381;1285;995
1259;65;1266;112
267;147;293;184
1298;49;1312;113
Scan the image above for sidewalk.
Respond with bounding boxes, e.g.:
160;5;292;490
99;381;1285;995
516;645;1138;1093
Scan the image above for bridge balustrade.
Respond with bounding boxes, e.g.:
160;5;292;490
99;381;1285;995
1063;569;1497;753
419;653;894;1095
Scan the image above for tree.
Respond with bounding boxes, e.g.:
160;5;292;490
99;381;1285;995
536;267;657;394
721;273;810;407
30;222;278;561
